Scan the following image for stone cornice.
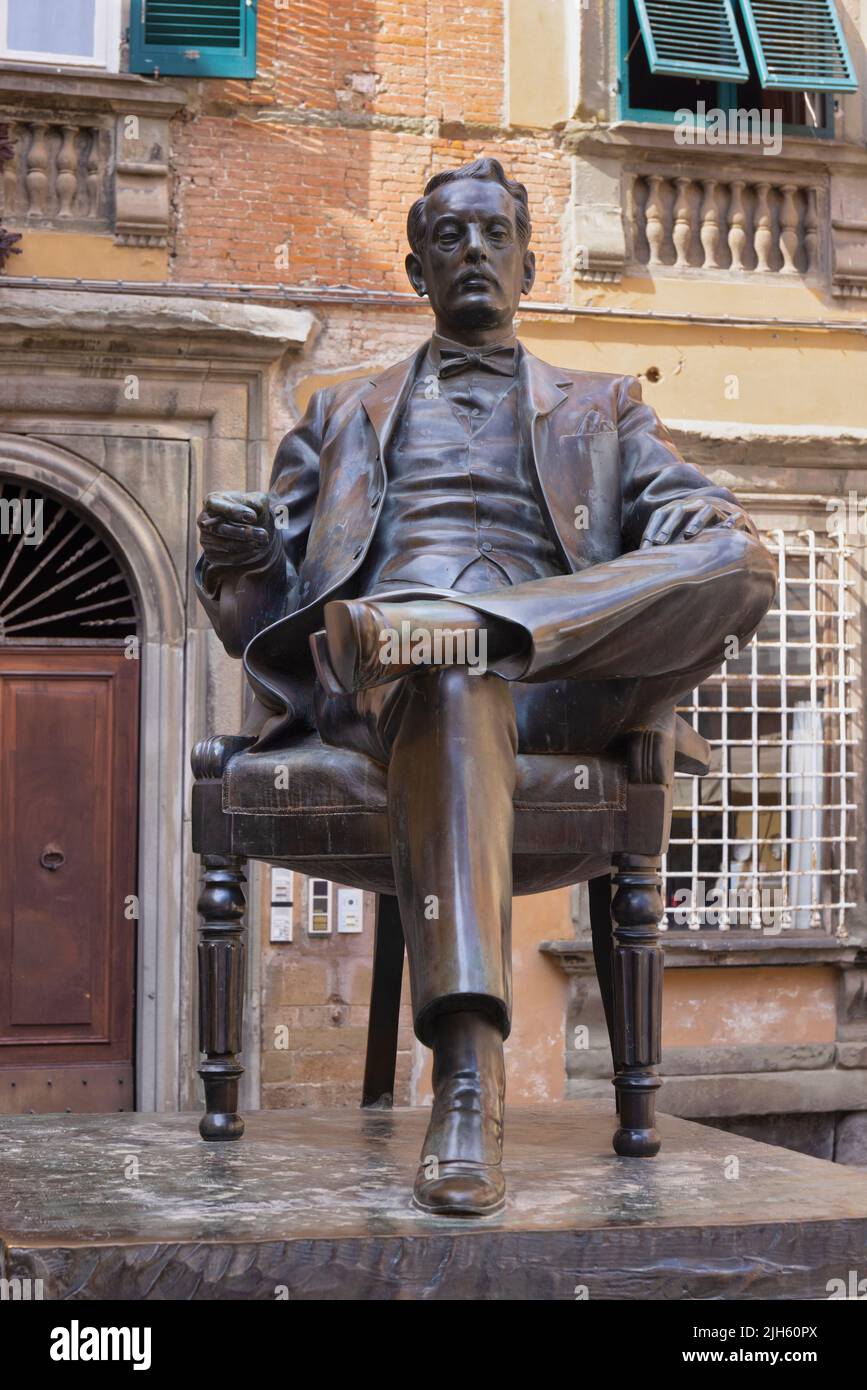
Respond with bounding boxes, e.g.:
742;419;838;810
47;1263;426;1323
0;65;187;117
541;934;864;972
563;120;867;175
0;287;317;361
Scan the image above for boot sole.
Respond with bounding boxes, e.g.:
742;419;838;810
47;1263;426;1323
410;1193;506;1218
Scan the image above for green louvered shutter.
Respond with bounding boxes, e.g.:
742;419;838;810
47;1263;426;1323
129;0;257;79
739;0;858;91
633;0;750;82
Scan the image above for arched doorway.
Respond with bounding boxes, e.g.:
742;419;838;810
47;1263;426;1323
0;478;140;1114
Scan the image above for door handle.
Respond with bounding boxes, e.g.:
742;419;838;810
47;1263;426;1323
40;846;65;871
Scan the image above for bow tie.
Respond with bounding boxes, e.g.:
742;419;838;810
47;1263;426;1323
437;343;517;380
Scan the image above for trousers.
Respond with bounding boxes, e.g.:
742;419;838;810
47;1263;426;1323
314;528;777;1044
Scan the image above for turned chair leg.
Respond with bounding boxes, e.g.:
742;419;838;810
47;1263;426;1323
588;873;618;1100
361;894;405;1109
197;853;247;1140
610;852;664;1157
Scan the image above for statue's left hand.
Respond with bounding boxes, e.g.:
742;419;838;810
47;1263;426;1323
640;497;759;548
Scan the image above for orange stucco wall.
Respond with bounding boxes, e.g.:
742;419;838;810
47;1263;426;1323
413;887;569;1104
662;966;838;1048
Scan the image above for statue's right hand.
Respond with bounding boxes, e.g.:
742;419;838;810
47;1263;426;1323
198;491;277;568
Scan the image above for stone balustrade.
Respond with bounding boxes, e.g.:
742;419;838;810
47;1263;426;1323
630;171;823;276
1;119;108;226
563;125;867;293
0;70;187;251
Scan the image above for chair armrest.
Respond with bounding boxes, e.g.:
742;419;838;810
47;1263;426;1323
626;712;712;789
674;716;711;776
627;709;676;787
191;734;257;781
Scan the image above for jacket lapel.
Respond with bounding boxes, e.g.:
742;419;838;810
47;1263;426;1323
520;344;571;422
518;345;574;566
361;343;429;457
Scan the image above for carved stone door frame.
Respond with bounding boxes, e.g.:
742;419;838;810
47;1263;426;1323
0;435;187;1110
0;288;316;1112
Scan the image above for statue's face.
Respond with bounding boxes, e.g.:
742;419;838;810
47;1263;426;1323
406;178;535;336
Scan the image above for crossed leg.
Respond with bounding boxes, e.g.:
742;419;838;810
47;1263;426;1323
320;528;777;698
313;527;777;1213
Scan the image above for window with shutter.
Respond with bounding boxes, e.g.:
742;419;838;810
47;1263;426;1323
620;0;852;134
633;0;750;82
129;0;257;79
740;0;857;92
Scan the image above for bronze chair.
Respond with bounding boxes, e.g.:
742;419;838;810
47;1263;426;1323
191;707;710;1157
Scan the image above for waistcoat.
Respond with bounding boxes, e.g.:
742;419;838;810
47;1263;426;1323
358;344;564;595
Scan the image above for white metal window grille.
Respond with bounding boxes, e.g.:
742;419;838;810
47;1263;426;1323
665;528;857;936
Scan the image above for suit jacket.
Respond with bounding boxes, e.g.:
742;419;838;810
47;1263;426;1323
195;339;742;746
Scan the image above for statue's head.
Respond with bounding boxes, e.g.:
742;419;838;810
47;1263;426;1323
405;157;536;337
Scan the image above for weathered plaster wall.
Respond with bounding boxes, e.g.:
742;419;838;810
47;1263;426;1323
663;967;838;1048
8;230;168;280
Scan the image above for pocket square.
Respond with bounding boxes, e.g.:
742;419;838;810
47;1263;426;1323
571;409;615;435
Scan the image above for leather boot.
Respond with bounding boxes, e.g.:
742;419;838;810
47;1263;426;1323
322;596;508;694
412;1009;506;1217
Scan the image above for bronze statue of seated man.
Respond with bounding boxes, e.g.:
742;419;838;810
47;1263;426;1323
196;157;775;1217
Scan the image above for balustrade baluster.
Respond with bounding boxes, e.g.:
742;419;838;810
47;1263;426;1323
85;130;100;219
699;179;721;269
672;177;692;268
804;187;819;274
25;124;50;217
728;179;747;271
56;125;79;218
2;124;19;217
779;183;800;274
644;175;667;267
754;182;773;272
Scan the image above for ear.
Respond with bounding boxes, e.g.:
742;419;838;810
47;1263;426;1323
405;252;427;298
521;249;536;296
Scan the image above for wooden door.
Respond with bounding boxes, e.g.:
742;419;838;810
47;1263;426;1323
0;647;139;1113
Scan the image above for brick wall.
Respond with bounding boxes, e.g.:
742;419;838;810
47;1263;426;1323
169;0;570;298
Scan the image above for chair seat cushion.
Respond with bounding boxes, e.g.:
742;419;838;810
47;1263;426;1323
220;734;633;869
223;735;627;815
190;732;671;896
